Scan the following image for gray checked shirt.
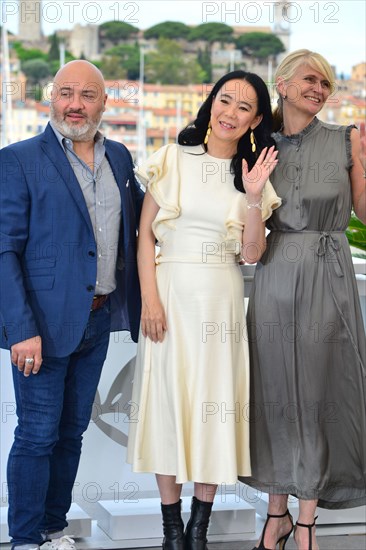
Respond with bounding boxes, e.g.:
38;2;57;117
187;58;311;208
50;122;121;295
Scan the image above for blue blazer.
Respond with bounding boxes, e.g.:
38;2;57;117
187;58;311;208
0;123;144;356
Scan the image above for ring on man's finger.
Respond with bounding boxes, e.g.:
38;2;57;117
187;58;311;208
25;357;35;364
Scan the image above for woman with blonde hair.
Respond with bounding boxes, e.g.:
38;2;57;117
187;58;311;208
242;49;366;550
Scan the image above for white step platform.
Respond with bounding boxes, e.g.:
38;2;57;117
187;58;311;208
96;494;255;545
0;504;92;544
242;486;366;533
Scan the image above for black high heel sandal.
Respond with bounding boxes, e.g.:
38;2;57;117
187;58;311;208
294;516;318;550
251;509;293;550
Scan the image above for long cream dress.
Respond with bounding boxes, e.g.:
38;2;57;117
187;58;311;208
127;143;281;484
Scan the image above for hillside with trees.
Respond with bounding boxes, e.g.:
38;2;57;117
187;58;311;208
11;21;286;88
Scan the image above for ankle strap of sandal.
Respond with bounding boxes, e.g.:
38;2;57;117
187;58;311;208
267;509;291;519
296;515;318;528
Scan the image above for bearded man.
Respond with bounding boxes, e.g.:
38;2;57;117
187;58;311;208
0;60;144;550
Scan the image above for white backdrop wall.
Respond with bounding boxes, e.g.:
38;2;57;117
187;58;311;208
1;265;365;512
0;332;160;511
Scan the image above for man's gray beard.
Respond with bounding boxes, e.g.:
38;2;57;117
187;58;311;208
50;106;102;142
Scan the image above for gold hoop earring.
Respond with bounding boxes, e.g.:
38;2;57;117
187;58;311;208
250;130;257;153
204;122;211;145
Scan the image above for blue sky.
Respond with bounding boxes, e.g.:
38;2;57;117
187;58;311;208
2;0;365;77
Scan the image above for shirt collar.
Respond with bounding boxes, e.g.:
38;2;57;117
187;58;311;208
49;121;105;152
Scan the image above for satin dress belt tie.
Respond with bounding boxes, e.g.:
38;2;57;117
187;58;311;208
271;230;365;377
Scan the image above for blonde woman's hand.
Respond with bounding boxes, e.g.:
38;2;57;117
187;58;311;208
242;146;278;201
141;296;167;343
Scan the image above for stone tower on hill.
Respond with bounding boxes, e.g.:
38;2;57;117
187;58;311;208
18;0;42;42
273;0;292;62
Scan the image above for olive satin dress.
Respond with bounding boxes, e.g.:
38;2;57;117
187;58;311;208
242;118;366;509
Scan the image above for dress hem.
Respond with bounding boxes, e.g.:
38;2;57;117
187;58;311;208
128;465;251;486
239;477;366;510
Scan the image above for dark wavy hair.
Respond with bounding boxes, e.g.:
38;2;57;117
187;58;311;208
178;70;275;193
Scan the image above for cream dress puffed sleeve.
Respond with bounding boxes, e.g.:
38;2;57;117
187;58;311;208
260;179;282;221
225;179;282;242
135;143;181;242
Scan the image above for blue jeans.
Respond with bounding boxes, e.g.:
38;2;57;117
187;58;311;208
7;302;111;548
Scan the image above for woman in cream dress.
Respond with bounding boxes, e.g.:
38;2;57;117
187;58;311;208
127;70;281;549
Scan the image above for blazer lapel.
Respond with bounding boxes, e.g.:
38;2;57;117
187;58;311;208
105;142;130;240
105;143;128;207
40;124;94;234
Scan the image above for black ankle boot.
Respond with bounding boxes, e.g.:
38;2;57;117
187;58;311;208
161;499;185;550
184;496;213;550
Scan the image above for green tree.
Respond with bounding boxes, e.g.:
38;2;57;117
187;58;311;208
13;41;48;62
144;21;191;40
236;32;285;60
22;59;51;84
103;44;140;79
145;38;205;84
98;56;127;80
99;21;139;43
48;33;60;61
188;22;233;44
197;46;212;82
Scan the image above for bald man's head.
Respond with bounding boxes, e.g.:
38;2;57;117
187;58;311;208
53;60;105;91
50;60;107;142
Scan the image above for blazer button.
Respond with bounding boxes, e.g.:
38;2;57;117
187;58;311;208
87;285;95;292
88;251;96;257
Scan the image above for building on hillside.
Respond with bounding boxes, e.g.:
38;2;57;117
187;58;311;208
272;0;291;62
351;62;366;95
18;0;42;42
53;25;99;60
145;126;178;151
101;105;138;155
14;1;293;85
104;80;205;120
352;62;366;81
3;75;364;159
68;24;100;59
0;33;23;96
99;27;142;53
103;87;194;158
10;99;48;141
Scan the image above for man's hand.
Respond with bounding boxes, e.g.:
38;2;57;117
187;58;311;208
11;337;43;376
